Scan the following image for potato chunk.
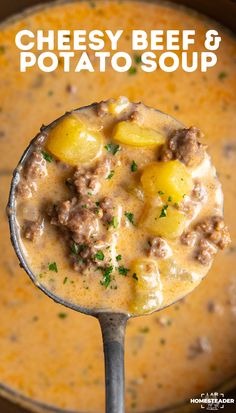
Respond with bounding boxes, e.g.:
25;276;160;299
46;115;102;165
142;205;186;239
130;258;163;314
112;120;165;147
141;160;192;203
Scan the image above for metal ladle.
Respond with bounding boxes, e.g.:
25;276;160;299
7;106;189;413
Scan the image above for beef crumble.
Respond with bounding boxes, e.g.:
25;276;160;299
23;219;44;241
160;127;205;167
181;216;231;265
147;237;170;259
16;151;47;199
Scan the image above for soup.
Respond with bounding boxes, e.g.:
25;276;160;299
14;98;229;315
0;1;236;412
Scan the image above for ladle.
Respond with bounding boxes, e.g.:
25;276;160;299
7;105;201;413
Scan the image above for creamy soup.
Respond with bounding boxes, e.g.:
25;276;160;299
0;1;236;412
14;98;229;315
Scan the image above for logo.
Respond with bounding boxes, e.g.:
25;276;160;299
190;392;235;410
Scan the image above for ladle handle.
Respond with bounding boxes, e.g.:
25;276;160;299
98;313;128;413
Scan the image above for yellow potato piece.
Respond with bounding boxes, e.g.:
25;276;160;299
141;160;193;203
130;258;163;314
112;120;165;147
142;205;186;239
46;115;102;165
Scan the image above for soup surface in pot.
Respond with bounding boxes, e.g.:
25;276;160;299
0;1;236;412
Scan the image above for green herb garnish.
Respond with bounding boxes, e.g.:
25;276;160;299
48;262;58;272
100;266;113;288
116;255;122;262
159;205;168;218
128;66;137;75
158;190;165;195
109;216;119;229
132;273;138;281
131;160;138;172
218;71;227;80
42;151;53;163
124;211;134;224
139;326;149;334
0;46;6;55
167;196;172;202
118;266;129;276
134;54;142;64
104;143;120;155
63;276;68;284
71;242;79;255
106;170;115;180
95;251;104;261
58;312;67;319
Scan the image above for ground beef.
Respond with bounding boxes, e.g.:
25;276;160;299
160;126;205;167
24;151;47;180
181;230;198;247
147;237;170;258
17;151;47;199
23;219;44;241
50;196;100;244
181;216;230;265
73;158;111;196
195;216;231;250
99;197;114;224
196;238;217;265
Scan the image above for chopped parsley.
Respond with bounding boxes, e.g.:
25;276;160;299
116;254;122;262
167;196;172;202
82;204;87;209
134;54;142;64
89;0;96;7
95;201;100;207
58;312;67;319
0;46;6;55
109;216;119;229
128;66;137;75
132;273;138;281
100;266;113;288
41;151;53;163
48;262;58;273
218;71;227;80
159;205;168;218
106;170;115;180
71;242;79;255
158;190;165;195
139;326;150;334
118;266;129;276
104;143;120;155
95;251;104;261
63;276;68;284
124;211;134;224
131;160;138;172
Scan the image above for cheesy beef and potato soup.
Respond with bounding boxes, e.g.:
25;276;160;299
0;1;236;412
15;98;230;315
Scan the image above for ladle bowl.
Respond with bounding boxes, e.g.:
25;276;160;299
7;103;204;413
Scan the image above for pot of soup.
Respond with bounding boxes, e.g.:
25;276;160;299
0;1;235;413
